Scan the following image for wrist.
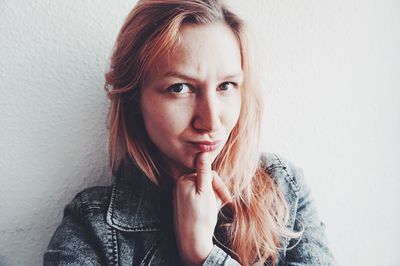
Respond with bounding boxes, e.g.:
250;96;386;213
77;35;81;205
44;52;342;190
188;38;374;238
181;241;214;266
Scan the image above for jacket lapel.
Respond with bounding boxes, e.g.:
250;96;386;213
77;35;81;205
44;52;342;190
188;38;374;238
106;166;163;232
105;164;183;265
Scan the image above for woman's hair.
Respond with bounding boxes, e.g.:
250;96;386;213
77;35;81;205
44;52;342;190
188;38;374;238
105;0;301;264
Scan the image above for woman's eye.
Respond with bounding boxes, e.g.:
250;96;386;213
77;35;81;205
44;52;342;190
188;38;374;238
219;82;236;91
168;83;192;94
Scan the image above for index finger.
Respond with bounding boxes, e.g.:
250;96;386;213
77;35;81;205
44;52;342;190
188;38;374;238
195;152;212;193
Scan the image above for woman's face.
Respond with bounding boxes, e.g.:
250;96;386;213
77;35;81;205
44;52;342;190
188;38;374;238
140;22;243;178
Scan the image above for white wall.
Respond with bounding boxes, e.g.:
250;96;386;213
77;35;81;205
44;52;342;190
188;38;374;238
1;1;399;265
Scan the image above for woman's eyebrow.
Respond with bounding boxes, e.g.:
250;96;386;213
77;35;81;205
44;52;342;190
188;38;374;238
222;73;244;80
161;70;244;81
162;71;197;82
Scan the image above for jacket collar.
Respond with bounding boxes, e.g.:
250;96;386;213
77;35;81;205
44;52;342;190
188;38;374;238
106;164;173;232
104;153;288;233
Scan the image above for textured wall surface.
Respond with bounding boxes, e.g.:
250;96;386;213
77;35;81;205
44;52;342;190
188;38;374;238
1;0;399;265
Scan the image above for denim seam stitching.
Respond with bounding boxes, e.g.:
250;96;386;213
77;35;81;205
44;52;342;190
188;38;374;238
112;228;118;265
106;183;160;232
273;153;301;193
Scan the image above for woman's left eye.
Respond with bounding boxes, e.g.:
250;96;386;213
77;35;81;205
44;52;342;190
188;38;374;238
167;83;192;94
219;82;237;91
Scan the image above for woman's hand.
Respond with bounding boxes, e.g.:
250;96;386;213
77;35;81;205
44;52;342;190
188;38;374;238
173;152;232;266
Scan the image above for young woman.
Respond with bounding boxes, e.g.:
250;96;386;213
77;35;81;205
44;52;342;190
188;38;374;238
44;0;335;265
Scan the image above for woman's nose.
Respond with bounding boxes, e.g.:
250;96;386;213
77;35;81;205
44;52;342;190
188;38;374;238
192;93;222;133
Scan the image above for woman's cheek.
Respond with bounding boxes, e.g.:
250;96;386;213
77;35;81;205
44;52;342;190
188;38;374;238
224;100;241;131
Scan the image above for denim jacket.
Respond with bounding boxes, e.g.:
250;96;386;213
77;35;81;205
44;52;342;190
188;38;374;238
44;153;335;265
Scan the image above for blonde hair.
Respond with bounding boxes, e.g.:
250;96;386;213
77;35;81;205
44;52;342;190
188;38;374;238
105;0;301;264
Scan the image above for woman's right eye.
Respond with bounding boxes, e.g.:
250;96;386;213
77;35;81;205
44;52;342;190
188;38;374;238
167;83;192;94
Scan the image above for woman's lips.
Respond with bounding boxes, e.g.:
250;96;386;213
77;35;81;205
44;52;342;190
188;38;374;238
189;140;223;152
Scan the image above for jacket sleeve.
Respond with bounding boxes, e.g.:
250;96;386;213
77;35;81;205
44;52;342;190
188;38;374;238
281;158;336;266
202;245;241;266
43;194;103;265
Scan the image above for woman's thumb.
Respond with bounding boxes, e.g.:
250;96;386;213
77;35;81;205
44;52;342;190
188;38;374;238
212;172;232;204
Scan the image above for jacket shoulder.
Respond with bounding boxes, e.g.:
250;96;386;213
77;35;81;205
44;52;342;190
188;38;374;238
260;152;307;195
260;153;336;264
65;185;113;217
45;185;114;265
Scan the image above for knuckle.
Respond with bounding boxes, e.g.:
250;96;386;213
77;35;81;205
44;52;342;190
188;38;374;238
197;169;211;176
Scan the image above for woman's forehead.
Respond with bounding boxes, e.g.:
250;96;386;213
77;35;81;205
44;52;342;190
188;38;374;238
147;22;243;83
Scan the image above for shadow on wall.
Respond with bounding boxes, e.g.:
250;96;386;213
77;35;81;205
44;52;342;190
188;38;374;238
0;255;7;265
36;34;113;264
1;2;127;265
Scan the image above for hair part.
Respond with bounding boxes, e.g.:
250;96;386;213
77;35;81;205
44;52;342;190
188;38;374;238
105;0;302;264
